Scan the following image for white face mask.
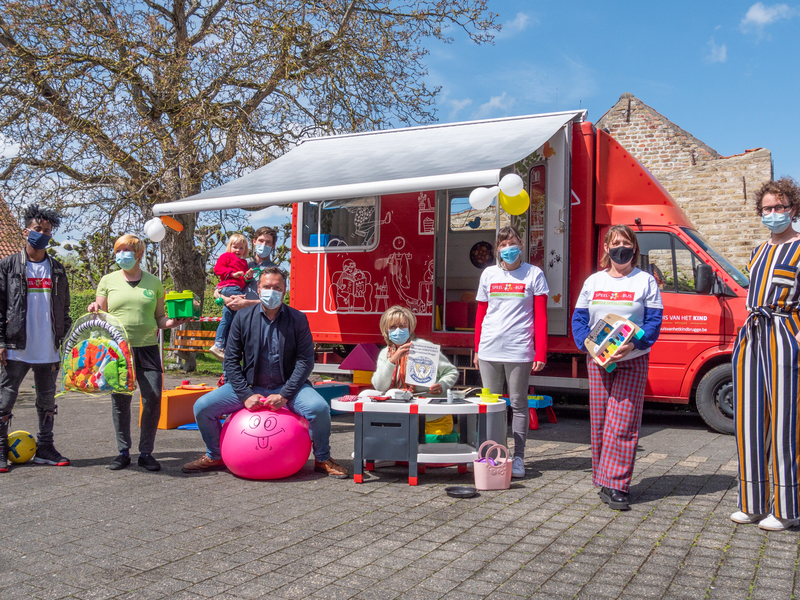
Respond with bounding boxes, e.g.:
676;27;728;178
260;289;283;310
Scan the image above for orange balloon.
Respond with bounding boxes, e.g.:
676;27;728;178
160;215;184;232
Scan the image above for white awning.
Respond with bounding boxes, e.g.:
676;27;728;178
153;110;586;216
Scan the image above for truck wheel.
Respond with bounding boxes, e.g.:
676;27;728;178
696;364;735;435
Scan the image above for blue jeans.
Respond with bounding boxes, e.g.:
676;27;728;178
214;286;243;347
193;383;332;461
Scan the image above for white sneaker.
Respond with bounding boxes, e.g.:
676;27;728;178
758;514;800;531
209;345;225;361
511;456;525;478
730;510;766;524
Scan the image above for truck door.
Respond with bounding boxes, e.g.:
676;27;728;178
635;231;726;399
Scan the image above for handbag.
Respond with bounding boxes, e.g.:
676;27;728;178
473;440;512;490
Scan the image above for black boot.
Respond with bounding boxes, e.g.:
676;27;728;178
33;405;69;466
0;412;10;473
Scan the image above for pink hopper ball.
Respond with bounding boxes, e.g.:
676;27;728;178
219;407;312;480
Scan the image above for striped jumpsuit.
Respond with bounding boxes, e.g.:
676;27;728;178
733;239;800;519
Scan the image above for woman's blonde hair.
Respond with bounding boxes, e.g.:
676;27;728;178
113;234;146;259
379;305;417;346
599;224;640;269
225;233;249;254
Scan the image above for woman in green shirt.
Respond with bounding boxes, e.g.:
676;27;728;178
88;234;188;472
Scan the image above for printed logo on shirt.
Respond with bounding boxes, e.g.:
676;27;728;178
27;277;51;293
489;282;526;298
591;290;634;306
143;289;155;299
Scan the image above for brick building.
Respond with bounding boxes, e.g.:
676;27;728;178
596;93;771;268
0;194;23;258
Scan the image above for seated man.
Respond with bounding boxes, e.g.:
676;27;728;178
183;267;347;478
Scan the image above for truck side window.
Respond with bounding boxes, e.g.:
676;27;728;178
298;197;379;252
636;232;702;294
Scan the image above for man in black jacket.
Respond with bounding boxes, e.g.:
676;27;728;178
0;205;71;472
182;267;347;478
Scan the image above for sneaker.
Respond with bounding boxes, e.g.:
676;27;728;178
209;345;225;361
138;454;161;472
758;514;800;531
0;454;8;473
314;458;348;479
598;486;630;511
33;444;70;466
511;456;525;478
182;455;226;473
730;510;766;524
109;454;131;470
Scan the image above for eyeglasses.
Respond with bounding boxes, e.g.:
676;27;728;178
762;205;792;216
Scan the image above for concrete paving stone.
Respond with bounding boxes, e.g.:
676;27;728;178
578;581;626;598
354;587;403;600
537;579;582;597
184;580;233;598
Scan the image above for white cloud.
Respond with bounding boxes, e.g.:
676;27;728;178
0;134;20;159
704;37;728;63
472;93;515;119
248;204;292;231
501;12;536;37
740;2;797;33
448;98;473;120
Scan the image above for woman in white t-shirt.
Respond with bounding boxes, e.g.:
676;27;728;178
571;224;663;511
474;226;549;478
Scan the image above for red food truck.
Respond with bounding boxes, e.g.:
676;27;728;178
154;110;748;434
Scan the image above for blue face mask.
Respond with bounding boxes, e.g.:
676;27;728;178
260;289;283;310
500;245;521;264
26;230;51;251
388;327;410;345
115;251;137;271
255;244;272;258
762;211;792;233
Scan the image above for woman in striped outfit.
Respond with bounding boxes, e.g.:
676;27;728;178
732;178;800;531
571;225;663;511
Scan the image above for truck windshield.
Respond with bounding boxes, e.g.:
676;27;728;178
681;228;749;288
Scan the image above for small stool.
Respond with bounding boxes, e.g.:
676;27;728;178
503;395;557;430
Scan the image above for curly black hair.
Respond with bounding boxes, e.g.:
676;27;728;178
753;177;800;222
23;204;62;230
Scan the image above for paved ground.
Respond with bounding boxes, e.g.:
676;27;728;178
1;374;798;600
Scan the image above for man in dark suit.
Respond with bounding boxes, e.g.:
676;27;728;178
182;267;347;478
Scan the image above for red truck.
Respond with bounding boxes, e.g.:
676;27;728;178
154;110;749;434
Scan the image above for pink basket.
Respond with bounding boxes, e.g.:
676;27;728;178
473;441;512;491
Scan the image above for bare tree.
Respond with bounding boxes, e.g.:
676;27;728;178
0;0;498;366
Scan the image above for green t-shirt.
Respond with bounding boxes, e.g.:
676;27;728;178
96;270;164;347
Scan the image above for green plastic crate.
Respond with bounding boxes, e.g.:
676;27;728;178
165;290;198;319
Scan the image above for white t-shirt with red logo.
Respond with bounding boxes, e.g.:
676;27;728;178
575;268;663;362
8;259;59;364
476;263;549;363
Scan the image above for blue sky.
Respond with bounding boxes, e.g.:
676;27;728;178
252;0;800;234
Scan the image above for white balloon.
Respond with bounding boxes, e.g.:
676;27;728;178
469;187;494;210
499;173;524;197
145;217;166;242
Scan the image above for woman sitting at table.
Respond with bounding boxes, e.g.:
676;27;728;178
372;305;459;441
372;305;458;396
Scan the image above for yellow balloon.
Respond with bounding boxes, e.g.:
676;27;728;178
499;189;530;215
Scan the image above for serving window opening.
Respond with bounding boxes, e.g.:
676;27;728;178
299;196;380;252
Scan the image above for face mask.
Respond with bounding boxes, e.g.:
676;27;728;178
608;246;635;266
260;289;283;310
26;230;51;251
762;211;792;233
388;327;410;345
500;245;521;264
115;251;137;270
255;244;272;258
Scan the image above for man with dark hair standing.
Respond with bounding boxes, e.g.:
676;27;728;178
210;226;280;359
0;204;71;472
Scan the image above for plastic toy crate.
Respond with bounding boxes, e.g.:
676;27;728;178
165;290;199;319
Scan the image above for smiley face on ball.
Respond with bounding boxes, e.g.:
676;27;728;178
241;413;285;450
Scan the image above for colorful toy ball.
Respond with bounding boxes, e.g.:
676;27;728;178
219;407;312;480
8;430;36;464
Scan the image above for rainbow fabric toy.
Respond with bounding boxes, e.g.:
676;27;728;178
60;312;136;395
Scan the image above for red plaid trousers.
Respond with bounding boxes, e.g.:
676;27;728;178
587;354;649;493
